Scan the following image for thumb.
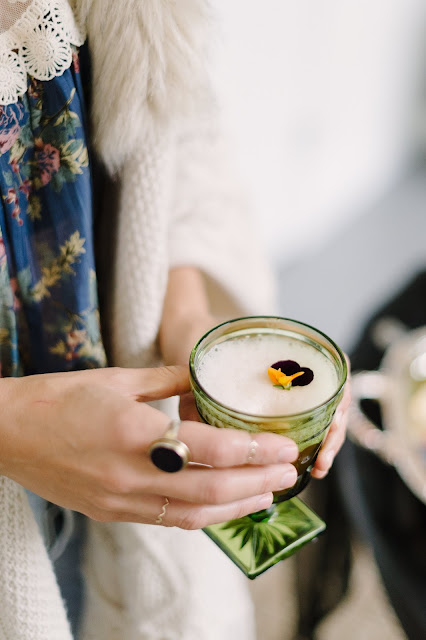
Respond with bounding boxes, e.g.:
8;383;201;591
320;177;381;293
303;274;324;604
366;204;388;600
115;365;191;402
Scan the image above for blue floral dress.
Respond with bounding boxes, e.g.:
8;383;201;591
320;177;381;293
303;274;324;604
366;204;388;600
0;49;106;377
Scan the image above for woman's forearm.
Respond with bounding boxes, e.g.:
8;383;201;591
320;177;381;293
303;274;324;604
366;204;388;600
159;266;215;365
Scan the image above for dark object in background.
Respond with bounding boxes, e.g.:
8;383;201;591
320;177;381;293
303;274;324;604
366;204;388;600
337;269;426;640
293;465;352;640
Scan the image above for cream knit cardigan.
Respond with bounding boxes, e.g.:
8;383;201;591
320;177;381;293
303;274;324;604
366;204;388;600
0;2;275;638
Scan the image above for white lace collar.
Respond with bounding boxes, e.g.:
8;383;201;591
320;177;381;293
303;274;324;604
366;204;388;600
0;0;85;105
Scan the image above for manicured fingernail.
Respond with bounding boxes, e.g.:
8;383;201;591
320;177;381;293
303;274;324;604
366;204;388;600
257;493;274;510
279;466;297;489
278;443;299;463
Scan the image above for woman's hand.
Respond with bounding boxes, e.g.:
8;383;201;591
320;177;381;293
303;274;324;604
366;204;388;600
0;366;298;528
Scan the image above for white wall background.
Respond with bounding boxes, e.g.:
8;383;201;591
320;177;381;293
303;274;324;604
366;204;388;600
209;0;426;264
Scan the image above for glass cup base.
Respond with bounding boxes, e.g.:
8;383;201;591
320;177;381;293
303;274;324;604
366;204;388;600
203;497;326;579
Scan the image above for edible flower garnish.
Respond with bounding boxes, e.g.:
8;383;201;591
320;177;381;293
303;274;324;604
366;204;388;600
268;359;314;390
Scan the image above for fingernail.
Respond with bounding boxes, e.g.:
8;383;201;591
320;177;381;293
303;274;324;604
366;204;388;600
256;493;274;510
279;466;297;489
278;443;299;463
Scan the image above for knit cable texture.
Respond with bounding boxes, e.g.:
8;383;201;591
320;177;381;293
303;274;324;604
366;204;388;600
110;129;173;368
0;476;72;640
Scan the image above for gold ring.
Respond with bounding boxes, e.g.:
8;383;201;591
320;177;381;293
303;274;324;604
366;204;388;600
156;497;169;524
148;419;191;473
247;439;259;464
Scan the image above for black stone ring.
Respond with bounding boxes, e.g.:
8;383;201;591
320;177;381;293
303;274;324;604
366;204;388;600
148;419;191;473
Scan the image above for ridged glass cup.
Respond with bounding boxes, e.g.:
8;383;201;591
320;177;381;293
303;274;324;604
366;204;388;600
189;316;347;578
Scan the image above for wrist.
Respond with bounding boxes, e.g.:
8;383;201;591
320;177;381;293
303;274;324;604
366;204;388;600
160;313;216;365
0;377;20;476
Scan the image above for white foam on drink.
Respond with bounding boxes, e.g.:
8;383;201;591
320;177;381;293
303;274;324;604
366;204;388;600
196;334;339;415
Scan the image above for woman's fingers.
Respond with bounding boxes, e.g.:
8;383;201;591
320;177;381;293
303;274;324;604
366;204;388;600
312;373;351;479
97;365;192;402
123;459;298;504
312;417;346;478
174;421;299;467
90;492;275;529
312;368;351;480
126;398;299;468
312;383;351;478
166;493;274;529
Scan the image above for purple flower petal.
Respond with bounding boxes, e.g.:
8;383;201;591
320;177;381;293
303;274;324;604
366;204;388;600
271;360;300;375
292;367;314;386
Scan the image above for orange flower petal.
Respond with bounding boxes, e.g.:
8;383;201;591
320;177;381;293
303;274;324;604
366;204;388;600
269;369;306;388
268;367;282;384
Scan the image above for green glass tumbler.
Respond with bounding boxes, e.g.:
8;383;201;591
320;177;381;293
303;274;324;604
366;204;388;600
189;316;347;579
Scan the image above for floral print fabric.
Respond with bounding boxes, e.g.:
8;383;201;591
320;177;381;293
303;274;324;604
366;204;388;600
0;50;106;376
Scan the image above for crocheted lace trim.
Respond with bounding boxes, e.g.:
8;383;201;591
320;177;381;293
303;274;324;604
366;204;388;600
0;0;85;105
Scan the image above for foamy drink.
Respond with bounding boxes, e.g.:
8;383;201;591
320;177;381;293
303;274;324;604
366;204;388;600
196;334;339;416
